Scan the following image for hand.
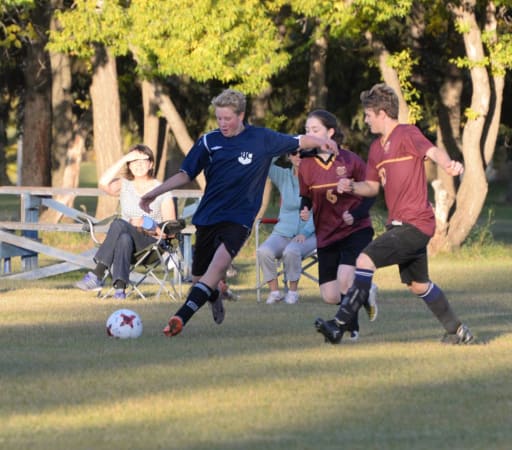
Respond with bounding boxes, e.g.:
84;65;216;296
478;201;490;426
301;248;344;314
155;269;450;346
342;210;354;225
300;207;310;221
293;234;306;243
139;194;154;213
321;138;339;156
445;160;464;176
125;151;149;163
337;178;352;194
129;217;144;227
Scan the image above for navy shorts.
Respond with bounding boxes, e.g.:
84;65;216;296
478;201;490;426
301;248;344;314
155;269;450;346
317;227;374;285
192;222;250;277
363;223;431;285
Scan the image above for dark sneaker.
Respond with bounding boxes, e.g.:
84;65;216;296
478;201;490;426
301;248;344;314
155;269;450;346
163;316;183;337
75;272;103;292
209;295;225;324
363;283;378;322
441;323;475;345
315;318;344;344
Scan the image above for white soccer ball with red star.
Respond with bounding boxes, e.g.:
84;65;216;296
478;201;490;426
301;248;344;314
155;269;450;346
106;309;143;339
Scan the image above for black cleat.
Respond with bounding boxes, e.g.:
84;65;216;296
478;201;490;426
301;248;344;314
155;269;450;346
441;323;475;345
315;318;344;344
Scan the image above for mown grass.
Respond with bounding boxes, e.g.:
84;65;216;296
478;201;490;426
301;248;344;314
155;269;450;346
1;248;511;450
1;175;512;449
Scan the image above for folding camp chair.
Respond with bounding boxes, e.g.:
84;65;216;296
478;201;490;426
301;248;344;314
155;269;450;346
255;217;318;303
85;218;186;301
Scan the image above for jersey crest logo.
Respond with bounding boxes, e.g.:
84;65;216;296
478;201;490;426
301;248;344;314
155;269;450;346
238;152;253;165
336;166;347;177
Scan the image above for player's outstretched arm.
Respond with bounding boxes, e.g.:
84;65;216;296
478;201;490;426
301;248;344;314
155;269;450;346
140;171;191;213
426;146;464;176
337;178;380;197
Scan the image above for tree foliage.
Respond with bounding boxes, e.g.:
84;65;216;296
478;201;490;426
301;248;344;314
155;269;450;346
49;0;290;94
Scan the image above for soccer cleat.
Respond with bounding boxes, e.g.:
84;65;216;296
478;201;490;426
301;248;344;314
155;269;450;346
441;323;475;345
75;272;103;292
265;291;283;305
209;295;225;324
363;283;379;322
284;290;299;304
348;330;359;342
315;318;344;344
113;289;126;300
163;316;183;337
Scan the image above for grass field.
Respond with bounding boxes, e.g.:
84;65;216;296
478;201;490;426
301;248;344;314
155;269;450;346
1;247;511;450
1;174;512;449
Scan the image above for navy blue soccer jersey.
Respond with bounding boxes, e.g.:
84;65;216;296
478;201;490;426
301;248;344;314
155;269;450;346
181;125;300;228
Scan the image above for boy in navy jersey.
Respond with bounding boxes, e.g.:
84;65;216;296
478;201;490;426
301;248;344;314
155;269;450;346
140;89;338;337
315;84;474;345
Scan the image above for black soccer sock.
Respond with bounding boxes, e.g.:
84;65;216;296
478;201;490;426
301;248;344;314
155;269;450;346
354;268;373;291
208;289;220;304
419;282;460;334
174;282;213;325
93;263;108;280
335;269;374;325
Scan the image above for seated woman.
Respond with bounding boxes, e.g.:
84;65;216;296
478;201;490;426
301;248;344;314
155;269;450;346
256;151;317;305
75;144;176;299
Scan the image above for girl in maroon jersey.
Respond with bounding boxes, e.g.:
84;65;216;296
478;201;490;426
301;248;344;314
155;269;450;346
299;110;378;341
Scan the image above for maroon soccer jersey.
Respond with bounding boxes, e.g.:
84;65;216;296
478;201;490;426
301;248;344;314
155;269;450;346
366;124;435;236
299;149;372;248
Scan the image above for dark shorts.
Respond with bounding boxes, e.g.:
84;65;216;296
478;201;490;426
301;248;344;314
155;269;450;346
317;227;374;285
192;222;250;277
363;223;431;285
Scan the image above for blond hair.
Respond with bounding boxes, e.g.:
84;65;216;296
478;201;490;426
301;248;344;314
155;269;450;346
211;89;247;115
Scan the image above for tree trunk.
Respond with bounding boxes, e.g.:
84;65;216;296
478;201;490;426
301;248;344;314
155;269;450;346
428;72;462;254
150;80;206;190
142;79;160;153
445;0;490;248
306;26;328;111
365;31;409;124
482;1;504;167
90;45;123;218
141;79;169;181
21;2;52;186
0;103;12;185
49;0;74;187
250;86;272;126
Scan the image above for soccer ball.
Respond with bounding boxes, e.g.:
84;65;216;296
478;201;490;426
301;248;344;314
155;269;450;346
106;309;143;339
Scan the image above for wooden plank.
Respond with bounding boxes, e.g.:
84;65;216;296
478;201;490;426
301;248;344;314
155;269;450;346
0;248;97;280
41;198;97;223
0;222;110;233
0;186;103;196
0;230;95;269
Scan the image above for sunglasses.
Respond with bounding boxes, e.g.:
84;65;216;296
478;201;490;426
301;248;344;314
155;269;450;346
289;150;299;156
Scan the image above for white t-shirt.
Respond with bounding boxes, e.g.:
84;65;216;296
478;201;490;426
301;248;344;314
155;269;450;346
119;178;172;223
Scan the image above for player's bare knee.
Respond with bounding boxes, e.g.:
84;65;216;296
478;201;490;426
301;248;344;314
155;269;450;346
355;252;375;270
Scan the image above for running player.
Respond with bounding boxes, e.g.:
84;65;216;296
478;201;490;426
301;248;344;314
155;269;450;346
315;84;473;345
140;89;339;337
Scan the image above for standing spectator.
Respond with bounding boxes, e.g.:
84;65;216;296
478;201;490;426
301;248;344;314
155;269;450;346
299;110;377;341
139;89;339;337
315;84;473;345
75;144;175;299
257;152;317;305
